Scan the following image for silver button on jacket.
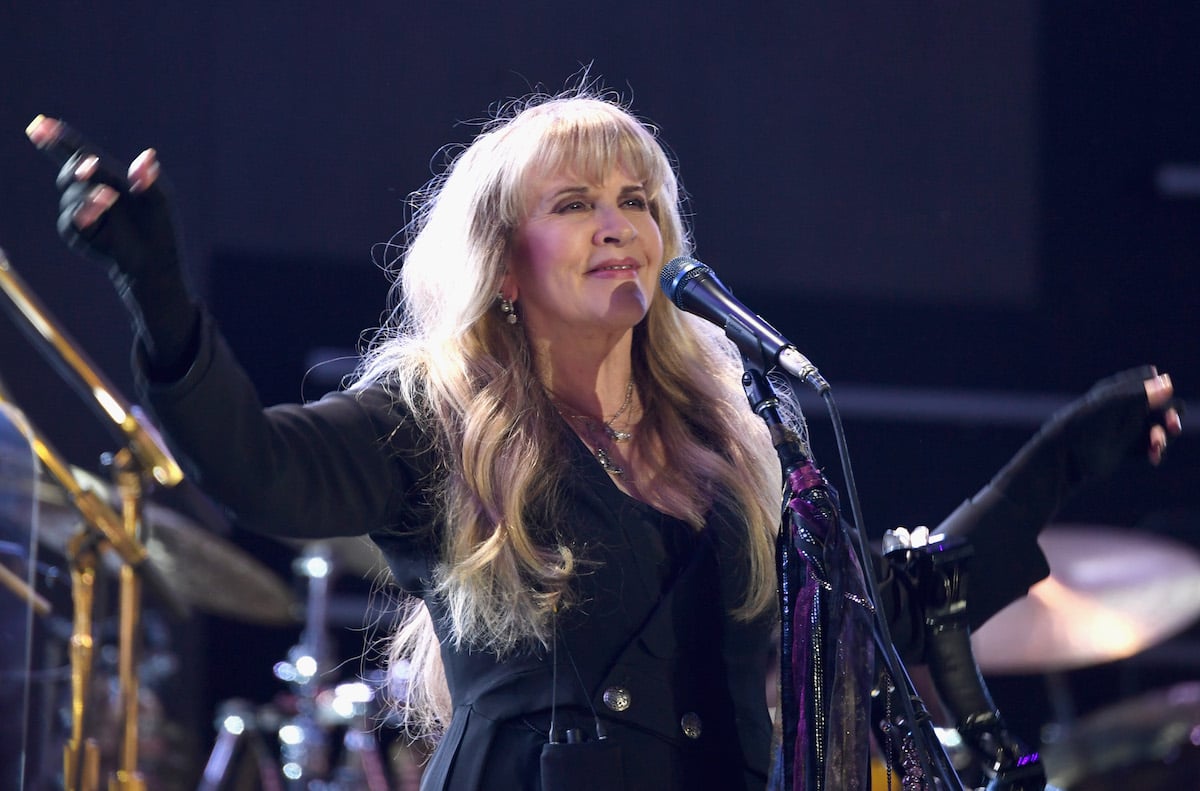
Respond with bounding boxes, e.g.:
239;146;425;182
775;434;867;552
602;686;632;712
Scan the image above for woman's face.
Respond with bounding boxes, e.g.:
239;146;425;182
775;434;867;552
503;163;664;346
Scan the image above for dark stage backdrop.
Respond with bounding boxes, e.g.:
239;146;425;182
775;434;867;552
1;2;1197;786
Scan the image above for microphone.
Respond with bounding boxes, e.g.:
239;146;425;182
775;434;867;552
658;256;829;393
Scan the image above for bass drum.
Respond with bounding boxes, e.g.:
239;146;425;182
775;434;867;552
1043;682;1200;791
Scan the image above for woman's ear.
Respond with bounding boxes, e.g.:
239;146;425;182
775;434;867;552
499;266;519;302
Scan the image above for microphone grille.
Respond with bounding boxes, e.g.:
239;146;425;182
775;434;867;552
659;256;705;306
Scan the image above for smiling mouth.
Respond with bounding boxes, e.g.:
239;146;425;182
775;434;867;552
588;260;639;274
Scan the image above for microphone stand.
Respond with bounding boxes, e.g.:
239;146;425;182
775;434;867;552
740;364;805;787
0;249;188;791
740;359;962;791
813;386;963;791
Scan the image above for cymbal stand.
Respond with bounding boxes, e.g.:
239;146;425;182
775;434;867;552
63;530;102;791
273;542;390;790
108;448;149;791
329;681;391;791
273;543;337;788
198;700;285;791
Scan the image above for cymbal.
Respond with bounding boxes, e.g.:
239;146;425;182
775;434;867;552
32;467;298;625
971;525;1200;674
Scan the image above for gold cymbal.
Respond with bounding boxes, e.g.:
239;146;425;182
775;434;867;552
971;525;1200;674
33;467;298;625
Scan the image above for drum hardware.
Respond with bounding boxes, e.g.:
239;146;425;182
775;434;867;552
924;523;1200;789
200;700;287;791
276;543;390;790
0;538;60;618
0;404;171;791
35;466;298;626
202;541;394;790
18;461;298;787
0;406;52;615
272;543;338;788
1041;681;1200;791
971;525;1200;674
27;453;299;789
0;249;190;791
1;247;375;788
0;250;182;489
0;544;52;616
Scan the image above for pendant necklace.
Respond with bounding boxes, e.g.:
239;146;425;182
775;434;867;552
551;378;635;476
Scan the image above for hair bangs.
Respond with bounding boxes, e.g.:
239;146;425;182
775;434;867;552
494;99;676;228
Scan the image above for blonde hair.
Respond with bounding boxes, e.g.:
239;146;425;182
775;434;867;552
353;90;783;731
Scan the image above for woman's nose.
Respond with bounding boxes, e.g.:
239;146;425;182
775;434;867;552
594;206;636;245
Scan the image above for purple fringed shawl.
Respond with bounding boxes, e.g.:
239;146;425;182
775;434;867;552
782;461;874;791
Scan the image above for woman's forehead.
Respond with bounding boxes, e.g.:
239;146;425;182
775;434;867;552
519;161;647;212
527;159;644;190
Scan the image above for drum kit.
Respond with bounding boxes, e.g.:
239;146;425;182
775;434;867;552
4;457;429;790
2;243;1200;790
0;250;427;790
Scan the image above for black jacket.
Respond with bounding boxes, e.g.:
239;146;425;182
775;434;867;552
139;314;775;790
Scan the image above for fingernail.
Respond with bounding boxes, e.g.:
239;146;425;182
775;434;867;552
129;158;160;193
94;186;119;210
74;154;99;180
24;114;45;138
25;114;57;146
72;186;119;228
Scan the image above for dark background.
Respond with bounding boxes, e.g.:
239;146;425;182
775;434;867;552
1;2;1197;787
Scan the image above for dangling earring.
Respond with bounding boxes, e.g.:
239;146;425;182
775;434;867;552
498;294;518;324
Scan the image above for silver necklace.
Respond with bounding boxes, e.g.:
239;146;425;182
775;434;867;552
551;379;635;475
597;378;635;442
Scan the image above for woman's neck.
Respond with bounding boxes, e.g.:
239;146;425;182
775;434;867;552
534;332;636;419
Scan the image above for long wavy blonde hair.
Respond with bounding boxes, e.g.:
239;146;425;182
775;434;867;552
352;90;784;731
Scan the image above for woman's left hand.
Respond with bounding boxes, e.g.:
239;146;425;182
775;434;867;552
1144;372;1183;465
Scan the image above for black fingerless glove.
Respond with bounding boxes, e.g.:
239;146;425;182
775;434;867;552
49;130;200;380
992;366;1164;519
937;366;1173;626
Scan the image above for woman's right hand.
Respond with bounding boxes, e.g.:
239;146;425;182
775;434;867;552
26;115;180;281
27;115;199;375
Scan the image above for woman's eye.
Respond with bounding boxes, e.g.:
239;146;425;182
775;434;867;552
555;200;588;213
623;197;648;210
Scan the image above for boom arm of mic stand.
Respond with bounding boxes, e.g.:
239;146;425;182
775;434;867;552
0;248;183;488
